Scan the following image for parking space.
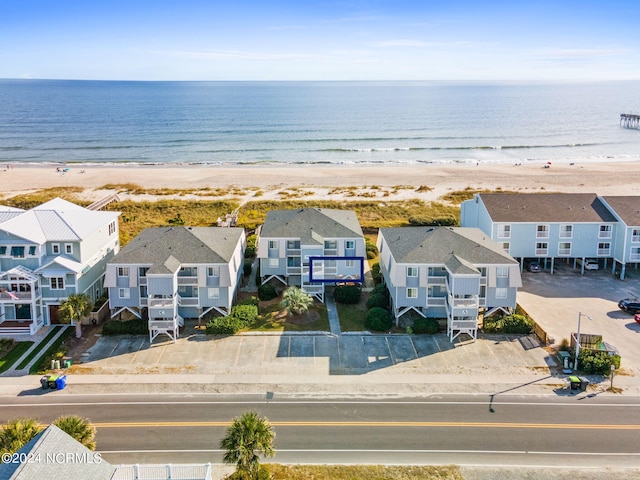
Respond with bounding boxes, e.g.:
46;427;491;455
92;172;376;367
518;266;640;373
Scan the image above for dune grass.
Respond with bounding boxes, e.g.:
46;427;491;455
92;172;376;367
266;464;464;480
4;187;87;209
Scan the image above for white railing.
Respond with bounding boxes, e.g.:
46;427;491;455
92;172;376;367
450;297;479;308
287;267;301;274
536;231;549;238
451;319;478;329
177;276;198;285
535;248;548;256
558;248;571;256
597;248;611;256
428;297;446;306
632;235;640;243
630;254;640;262
148;297;176;308
179;297;199;306
149;320;177;331
0;291;38;301
599;230;612;238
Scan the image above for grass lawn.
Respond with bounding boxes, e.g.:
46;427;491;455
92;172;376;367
29;328;73;375
336;299;368;332
0;341;34;374
251;300;330;332
16;326;63;370
266;464;464;480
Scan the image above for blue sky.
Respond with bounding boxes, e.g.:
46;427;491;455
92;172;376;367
1;0;639;81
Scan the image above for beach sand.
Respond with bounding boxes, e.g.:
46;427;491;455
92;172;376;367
0;162;638;204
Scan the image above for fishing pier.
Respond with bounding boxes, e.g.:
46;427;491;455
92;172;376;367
620;113;640;129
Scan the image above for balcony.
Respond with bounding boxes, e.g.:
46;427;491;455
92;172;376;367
558;248;571;256
148;297;176;308
0;290;39;301
535;248;548;256
177;276;198;285
599;230;612;239
632;235;640;243
178;296;199;307
597;248;611;256
630;254;640;262
450;297;479;308
536;231;549;238
428;297;446;307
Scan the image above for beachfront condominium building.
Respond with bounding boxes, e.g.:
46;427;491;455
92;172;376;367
104;226;245;342
257;208;366;302
377;227;521;341
0;198;120;335
460;193;617;274
598;196;640;280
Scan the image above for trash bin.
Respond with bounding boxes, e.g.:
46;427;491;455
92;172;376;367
580;378;590;391
47;374;59;389
63;358;72;368
55;375;67;390
569;375;581;390
40;375;50;389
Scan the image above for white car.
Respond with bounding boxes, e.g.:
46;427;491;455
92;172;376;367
577;258;599;270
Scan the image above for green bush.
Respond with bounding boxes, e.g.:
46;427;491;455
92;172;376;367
102;318;148;335
244;245;256;258
578;350;621;375
334;285;362;304
366;242;379;256
366;250;377;260
371;262;382;284
413;317;440;334
237;296;260;307
230;304;259;324
243;259;253;276
366;293;388;310
365;307;393;332
206;316;246;335
258;284;278;301
408;216;457;226
483;314;532;334
371;283;389;298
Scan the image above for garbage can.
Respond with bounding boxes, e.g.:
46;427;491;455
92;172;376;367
40;375;50;390
55;375;67;390
47;374;59;389
580;378;590;391
63;358;72;368
569;375;581;391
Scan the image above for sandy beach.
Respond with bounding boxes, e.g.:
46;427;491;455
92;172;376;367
1;161;638;204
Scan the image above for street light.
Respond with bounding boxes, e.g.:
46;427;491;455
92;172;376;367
574;311;592;371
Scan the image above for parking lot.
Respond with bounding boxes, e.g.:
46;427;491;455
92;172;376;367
517;261;640;374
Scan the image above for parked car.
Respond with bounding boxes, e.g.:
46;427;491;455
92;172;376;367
577;258;599;270
618;298;640;314
525;261;542;272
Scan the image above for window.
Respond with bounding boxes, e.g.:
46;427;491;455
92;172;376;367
558;242;571;256
407;288;418;299
479;267;487;277
631;247;640;261
28;246;37;256
269;258;279;268
139;267;149;277
108;221;116;236
52;244;60;254
0;246;5;256
560;225;573;238
65;244;73;254
535;242;548;255
117;267;129;277
536;225;549;238
139;285;148;298
207;266;220;277
268;240;277;249
287;257;301;267
633;229;640;243
118;288;130;299
495;288;508;299
345;260;355;268
407;266;418;277
496;267;508;277
345;240;355;249
50;277;64;290
598;242;611;255
599;225;612;238
324;240;337;249
208;288;220;299
499;242;510;254
10;246;25;258
498;225;511;238
287;240;300;249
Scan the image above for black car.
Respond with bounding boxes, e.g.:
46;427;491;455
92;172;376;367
525;261;542;272
618;298;640;314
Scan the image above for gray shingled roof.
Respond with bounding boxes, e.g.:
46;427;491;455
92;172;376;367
109;227;243;272
479;193;616;223
601;196;640;227
260;209;364;244
0;425;115;480
381;227;518;271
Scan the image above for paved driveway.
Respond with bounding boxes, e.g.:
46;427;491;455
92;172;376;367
517;262;640;373
79;332;550;377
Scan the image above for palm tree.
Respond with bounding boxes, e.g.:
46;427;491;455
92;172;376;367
220;411;275;479
0;418;41;455
59;293;93;338
53;415;96;450
280;286;313;316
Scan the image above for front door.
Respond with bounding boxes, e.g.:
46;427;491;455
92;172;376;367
48;305;60;324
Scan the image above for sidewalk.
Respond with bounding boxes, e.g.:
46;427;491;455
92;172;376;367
2;326;69;377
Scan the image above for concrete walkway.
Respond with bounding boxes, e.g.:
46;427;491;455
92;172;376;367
325;293;342;336
2;326;70;377
240;256;259;293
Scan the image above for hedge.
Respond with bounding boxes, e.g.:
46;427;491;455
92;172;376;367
258;283;278;301
483;314;533;334
413;317;440;334
102;317;148;335
366;293;389;310
578;350;621;375
365;307;392;332
334;285;362;304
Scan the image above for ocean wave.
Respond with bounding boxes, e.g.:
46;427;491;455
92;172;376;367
316;142;606;153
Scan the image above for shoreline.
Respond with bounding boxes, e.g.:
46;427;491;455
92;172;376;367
2;161;640;204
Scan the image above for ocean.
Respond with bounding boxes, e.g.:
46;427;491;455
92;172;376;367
0;79;639;166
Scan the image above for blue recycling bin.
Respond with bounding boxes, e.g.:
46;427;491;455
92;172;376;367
55;375;67;390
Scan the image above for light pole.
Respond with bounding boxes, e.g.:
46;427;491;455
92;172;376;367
574;312;592;372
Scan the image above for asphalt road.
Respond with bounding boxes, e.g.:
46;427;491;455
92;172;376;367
2;393;640;468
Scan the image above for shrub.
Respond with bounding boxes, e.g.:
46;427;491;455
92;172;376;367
371;283;389;298
243;259;253;276
206;316;246;335
413;317;440;334
102;317;147;335
366;242;379;256
578;350;621;375
258;284;278;301
237;296;260;307
367;250;377;260
365;307;393;332
366;293;388;310
483;314;532;334
408;216;457;226
334;285;362;304
244;245;256;258
230;304;259;324
371;262;382;284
